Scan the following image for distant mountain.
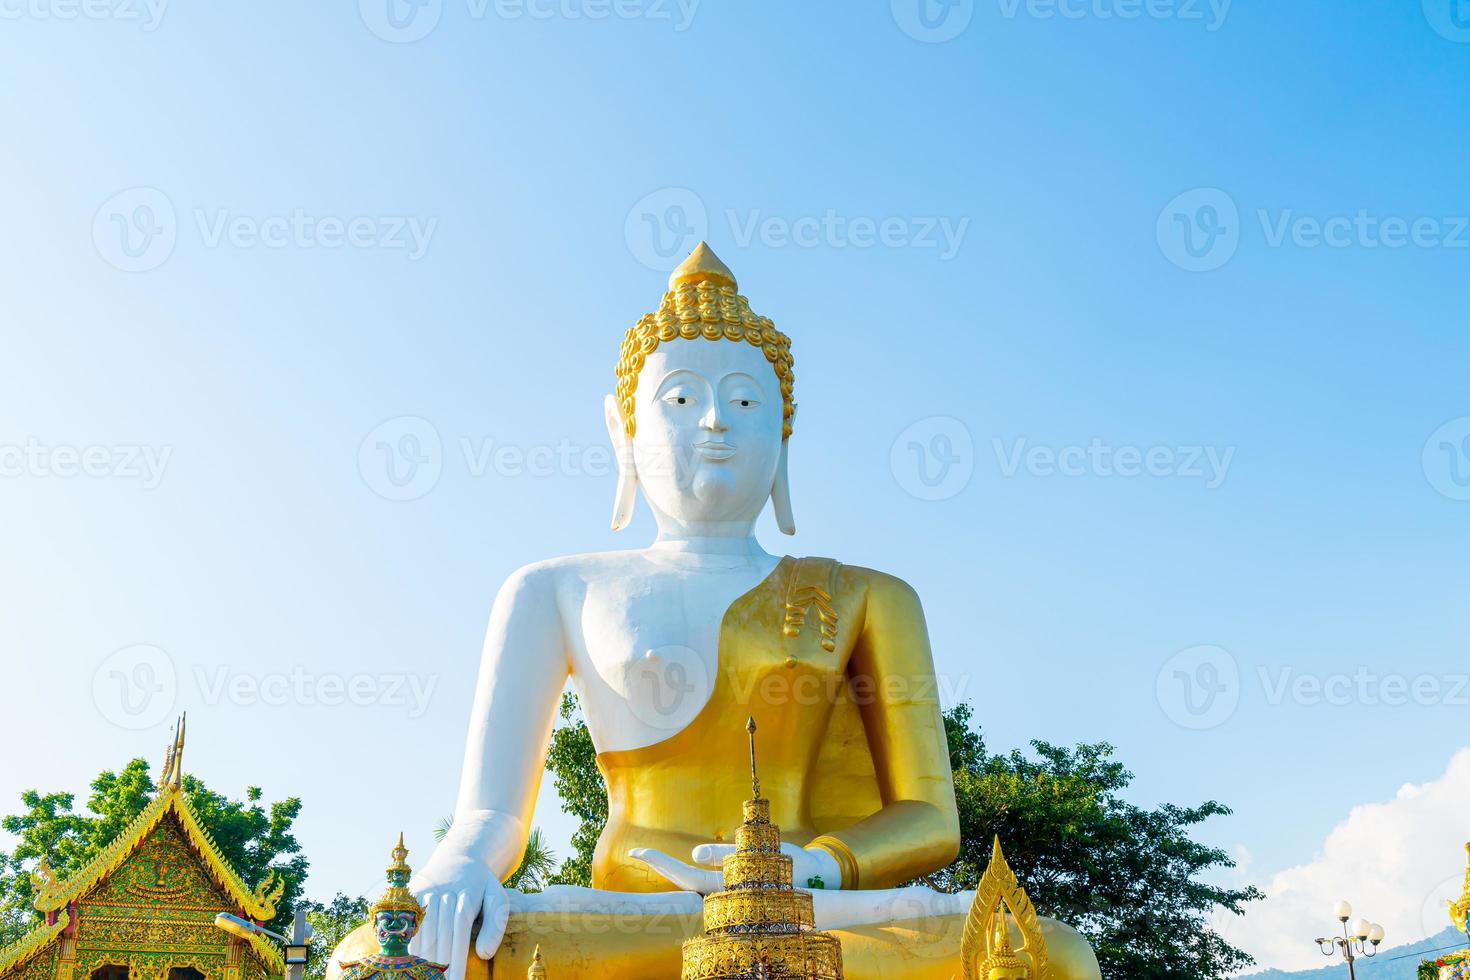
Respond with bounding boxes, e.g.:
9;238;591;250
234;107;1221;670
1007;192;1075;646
1243;929;1465;980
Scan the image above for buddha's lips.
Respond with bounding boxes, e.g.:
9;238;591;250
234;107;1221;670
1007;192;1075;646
694;441;736;460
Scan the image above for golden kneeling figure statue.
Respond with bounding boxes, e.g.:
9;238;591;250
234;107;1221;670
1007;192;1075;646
329;244;1102;980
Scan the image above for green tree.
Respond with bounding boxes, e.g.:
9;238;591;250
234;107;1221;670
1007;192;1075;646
0;758;308;943
540;697;1259;979
301;894;369;980
544;693;605;888
927;703;1261;980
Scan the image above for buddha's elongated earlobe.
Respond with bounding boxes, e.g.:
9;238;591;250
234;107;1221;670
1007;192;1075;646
772;438;795;535
604;394;637;531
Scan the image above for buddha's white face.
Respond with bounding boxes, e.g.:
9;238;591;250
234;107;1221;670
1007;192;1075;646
628;339;784;530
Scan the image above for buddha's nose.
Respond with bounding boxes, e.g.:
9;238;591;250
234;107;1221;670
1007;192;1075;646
700;402;729;433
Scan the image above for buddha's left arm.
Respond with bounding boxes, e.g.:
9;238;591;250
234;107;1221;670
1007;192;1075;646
810;571;960;890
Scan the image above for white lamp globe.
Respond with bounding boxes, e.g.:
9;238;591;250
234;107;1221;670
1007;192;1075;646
1367;924;1385;944
1350;918;1371;940
1334;901;1353;921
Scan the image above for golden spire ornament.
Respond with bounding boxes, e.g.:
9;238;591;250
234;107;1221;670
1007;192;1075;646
526;945;547;979
679;719;843;979
961;838;1051;980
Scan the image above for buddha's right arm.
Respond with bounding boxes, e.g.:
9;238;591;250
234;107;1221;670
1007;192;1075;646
443;562;572;880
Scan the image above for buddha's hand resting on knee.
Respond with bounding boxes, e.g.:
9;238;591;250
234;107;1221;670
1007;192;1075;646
631;842;842;894
408;812;516;980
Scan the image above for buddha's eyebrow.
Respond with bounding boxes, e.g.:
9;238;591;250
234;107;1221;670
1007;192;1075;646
719;372;766;391
653;369;704;398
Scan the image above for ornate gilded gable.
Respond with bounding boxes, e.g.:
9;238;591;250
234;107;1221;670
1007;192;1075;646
86;816;234;911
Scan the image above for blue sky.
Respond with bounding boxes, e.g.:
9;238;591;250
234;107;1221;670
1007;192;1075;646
3;1;1469;971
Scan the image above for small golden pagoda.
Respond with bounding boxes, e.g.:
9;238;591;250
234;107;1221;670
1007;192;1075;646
680;720;843;980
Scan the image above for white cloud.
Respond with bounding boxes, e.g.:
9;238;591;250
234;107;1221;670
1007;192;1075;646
1227;748;1470;973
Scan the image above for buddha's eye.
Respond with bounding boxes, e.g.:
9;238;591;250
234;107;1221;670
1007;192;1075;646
729;389;760;409
663;389;697;407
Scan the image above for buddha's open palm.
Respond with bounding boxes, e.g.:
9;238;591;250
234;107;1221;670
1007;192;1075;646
631;842;841;894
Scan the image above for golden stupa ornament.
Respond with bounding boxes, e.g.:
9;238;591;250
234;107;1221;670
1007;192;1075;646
527;945;547;979
616;242;795;441
961;839;1052;980
680;718;843;980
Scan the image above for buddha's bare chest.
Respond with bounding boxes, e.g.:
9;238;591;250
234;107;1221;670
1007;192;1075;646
574;567;766;674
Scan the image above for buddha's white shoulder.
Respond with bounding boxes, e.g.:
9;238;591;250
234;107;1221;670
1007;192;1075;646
495;550;651;595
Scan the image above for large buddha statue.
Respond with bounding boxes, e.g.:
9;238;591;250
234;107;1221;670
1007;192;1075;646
330;243;1101;979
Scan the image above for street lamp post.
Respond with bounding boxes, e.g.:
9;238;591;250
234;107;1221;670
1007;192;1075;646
1314;901;1386;980
216;908;312;980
